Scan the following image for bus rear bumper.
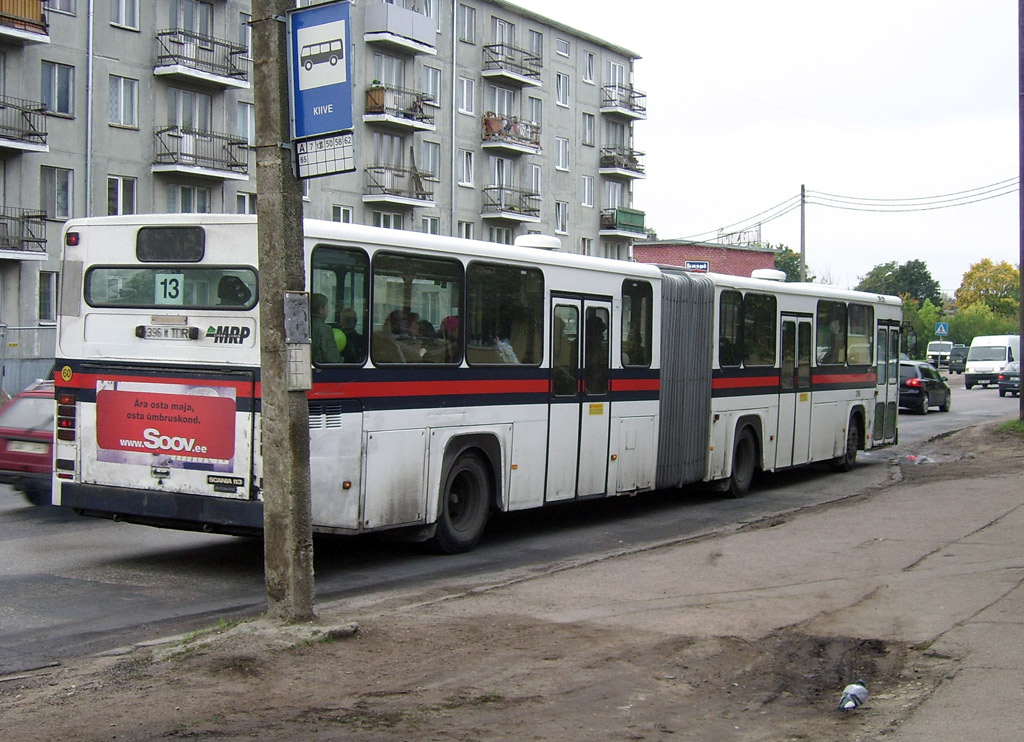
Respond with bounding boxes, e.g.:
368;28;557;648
59;483;264;536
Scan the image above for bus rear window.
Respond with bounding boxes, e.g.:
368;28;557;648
84;266;258;309
136;227;205;262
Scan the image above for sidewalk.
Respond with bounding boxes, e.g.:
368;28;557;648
2;421;1023;741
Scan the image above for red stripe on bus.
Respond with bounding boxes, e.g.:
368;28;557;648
610;378;660;392
712;376;779;389
56;371;256;395
308;378;550;399
812;372;877;385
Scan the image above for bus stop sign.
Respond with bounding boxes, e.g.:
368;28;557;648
287;1;353;141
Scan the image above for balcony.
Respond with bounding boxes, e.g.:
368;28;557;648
363;165;435;207
363;85;435;131
482;43;541;87
481;113;541;154
599;207;646;239
0;206;46;259
482;186;541;222
0;0;48;45
599;145;645;179
154;29;250;89
0;95;47;153
363;2;436;55
152;126;249;180
600;84;647;120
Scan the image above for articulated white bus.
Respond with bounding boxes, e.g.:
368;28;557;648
53;216;901;552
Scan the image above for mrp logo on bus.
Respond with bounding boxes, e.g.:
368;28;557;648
206;325;251;344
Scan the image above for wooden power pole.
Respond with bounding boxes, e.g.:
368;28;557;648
251;0;315;622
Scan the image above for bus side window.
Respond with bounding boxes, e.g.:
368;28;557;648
622;279;653;367
718;290;742;368
311;244;369;365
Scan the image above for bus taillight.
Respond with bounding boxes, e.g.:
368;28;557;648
65;231;80;246
56;391;77;442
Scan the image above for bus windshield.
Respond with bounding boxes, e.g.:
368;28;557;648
84;266;258;310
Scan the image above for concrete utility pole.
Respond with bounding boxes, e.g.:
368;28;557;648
1018;0;1023;421
251;0;315;622
799;184;807;282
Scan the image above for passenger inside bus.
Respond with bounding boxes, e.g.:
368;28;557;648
217;275;252;306
337;306;366;364
311;293;341;364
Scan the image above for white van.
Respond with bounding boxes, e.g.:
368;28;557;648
926;340;953;369
965;334;1020;389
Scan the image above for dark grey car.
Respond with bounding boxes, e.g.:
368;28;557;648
899;360;951;414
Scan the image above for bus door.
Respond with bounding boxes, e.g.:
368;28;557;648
873;322;900;444
546;298;612;502
776;315;813;468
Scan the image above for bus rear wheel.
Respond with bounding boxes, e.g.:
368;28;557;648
429;453;491;554
725;427;757;498
830;417;860;472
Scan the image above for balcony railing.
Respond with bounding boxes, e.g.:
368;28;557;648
155;28;249;85
483;42;541;84
0;206;46;254
601;84;647;118
0;0;47;39
365;165;435;202
153;126;248;177
0;95;46;148
600;145;645;175
365;85;434;125
482;113;541;151
482;186;541;218
600;206;646;234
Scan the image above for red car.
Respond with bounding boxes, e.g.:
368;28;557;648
0;380;54;506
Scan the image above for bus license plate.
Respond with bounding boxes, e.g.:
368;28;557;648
143;326;192;340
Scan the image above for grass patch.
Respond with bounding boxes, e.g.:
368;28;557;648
996;418;1024;437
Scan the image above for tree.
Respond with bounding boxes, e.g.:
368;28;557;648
948;302;1018;345
954;259;1019;319
767;244;816;282
856;260;940;306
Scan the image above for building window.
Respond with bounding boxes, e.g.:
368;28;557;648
373;130;404;167
555;72;569;107
108;75;138;127
422;140;441;179
45;0;75;14
529;163;542;196
422;66;442;105
488;85;514;117
373;211;404;230
41;166;73;220
110;0;138;28
167;183;211;213
529;29;543;57
555;38;570;57
555;137;569;170
423;0;441;32
238;12;252;56
458;4;475;43
168;87;212;131
527;96;542;126
458;221;474;240
581;237;593;256
39;272;57;322
489;226;513;245
555;201;568;234
332;205;353;223
174;0;212;35
582;175;594;207
422;216;440;235
42;61;74;116
458;76;475;114
107;175;136;216
237;101;254;145
583;51;595;84
582;112;595;146
458;149;474;186
236;192;257;214
373;52;406;88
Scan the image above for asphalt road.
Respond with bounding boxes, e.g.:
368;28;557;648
0;380;1015;676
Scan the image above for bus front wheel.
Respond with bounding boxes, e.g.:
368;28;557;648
429;453;491;554
725;427;757;498
830;417;860;472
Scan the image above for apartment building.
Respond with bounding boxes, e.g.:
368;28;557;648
0;0;646;390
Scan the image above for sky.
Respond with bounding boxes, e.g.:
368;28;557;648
512;0;1019;295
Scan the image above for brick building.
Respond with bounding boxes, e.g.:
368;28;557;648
632;239;776;277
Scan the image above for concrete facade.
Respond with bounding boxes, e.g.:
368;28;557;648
0;0;646;392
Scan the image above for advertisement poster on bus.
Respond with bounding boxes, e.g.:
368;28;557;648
95;380;237;471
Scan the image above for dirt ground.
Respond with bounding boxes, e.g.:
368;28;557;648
1;419;1021;742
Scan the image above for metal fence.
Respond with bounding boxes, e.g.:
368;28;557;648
0;325;55;399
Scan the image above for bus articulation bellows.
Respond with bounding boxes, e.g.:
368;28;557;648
53;215;901;553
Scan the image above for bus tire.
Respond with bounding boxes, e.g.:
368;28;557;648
830;417;860;472
725;427;757;498
429;453;491;554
